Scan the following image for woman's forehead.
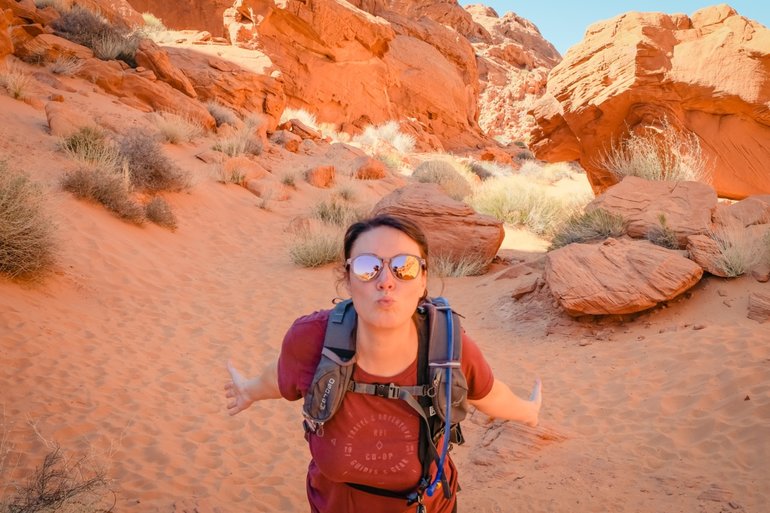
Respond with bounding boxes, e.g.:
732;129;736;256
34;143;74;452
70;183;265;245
350;226;421;256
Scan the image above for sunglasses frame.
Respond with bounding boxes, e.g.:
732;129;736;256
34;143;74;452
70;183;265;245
346;253;427;282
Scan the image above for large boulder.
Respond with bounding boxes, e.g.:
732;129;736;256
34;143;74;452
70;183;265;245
372;183;504;266
545;238;703;316
126;0;233;36
587;176;717;247
529;5;770;199
0;9;12;59
134;39;196;98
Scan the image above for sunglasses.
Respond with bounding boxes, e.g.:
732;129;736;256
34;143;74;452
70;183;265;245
346;253;426;282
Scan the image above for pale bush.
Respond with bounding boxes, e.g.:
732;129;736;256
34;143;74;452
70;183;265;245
52;6;141;66
153;111;203;144
280;107;318;130
353;121;416;154
412;159;473;201
711;221;768;277
206;101;239;127
0;162;57;279
145;196;177;230
598;118;711;183
48;55;83;75
212;126;262;157
61;165;145;224
141;12;167;33
333;184;357;202
119;129;190;192
59;127;122;171
469;175;589;235
313;198;368;227
289;226;343;267
430;253;488;277
0;66;32;100
550;208;626;249
468;160;515;180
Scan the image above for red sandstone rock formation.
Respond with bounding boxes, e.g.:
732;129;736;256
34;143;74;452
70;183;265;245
529;5;770;200
128;0;232;36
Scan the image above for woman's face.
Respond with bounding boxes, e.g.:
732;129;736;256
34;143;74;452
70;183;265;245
346;226;427;330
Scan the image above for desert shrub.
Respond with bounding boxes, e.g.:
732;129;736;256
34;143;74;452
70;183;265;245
141;12;166;33
646;213;680;249
710;222;768;277
281;173;296;188
119;130;190;192
375;152;403;172
206;101;239;127
0;162;57;279
333;184;356;202
33;0;70;9
214;161;244;186
280;107;318;130
430;253;488;278
0;66;32;100
550;208;626;249
468;160;514;181
469;175;588;236
598;118;710;183
313;198;367;227
59;127;122;170
353;121;415;154
52;6;142;66
212;128;262;157
48;55;84;76
0;445;114;513
61;166;144;224
289;226;342;267
152;111;203;144
145;196;177;230
412;159;473;201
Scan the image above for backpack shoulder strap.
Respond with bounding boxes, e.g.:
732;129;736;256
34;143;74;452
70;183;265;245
323;299;357;362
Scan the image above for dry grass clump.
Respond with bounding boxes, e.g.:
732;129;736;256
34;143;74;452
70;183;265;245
0;162;57;279
206;101;239;127
119;130;190;192
52;6;142;66
289;225;343;267
469;175;588;236
412;159;474;201
646;213;680;250
598;118;711;183
48;55;84;76
141;12;166;34
0;445;114;513
144;196;177;230
152;111;203;144
312;198;367;227
353;121;415;155
430;253;488;278
0;66;33;100
550;208;626;250
280;108;318;130
468;160;515;181
710;221;769;277
61;166;145;224
59;127;122;170
212;119;263;157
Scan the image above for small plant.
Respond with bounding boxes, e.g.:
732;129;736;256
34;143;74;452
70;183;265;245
145;196;177;230
550;208;626;249
280;107;318;130
710;221;768;277
119;130;190;192
598;118;711;183
412;159;473;201
52;6;142;67
206;101;239;127
0;66;32;100
352;121;415;154
289;226;343;267
141;12;167;33
1;445;114;513
646;213;680;249
33;0;70;9
375;152;403;172
212;126;262;157
61;165;145;224
152;111;203;144
430;253;488;277
468;160;514;181
48;55;84;76
333;184;356;202
0;162;57;279
281;173;296;188
59;127;122;170
313;198;366;227
215;162;245;185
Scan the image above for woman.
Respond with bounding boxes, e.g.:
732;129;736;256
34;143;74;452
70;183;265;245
225;214;542;512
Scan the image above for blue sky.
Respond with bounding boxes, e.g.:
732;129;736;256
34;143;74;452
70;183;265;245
465;2;770;55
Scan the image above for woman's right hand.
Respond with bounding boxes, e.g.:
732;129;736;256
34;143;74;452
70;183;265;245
224;360;254;416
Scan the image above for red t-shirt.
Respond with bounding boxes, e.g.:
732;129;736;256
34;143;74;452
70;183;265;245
277;309;495;513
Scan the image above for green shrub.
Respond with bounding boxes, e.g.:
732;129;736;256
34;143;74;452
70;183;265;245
430;253;488;277
119;130;190;192
598;118;711;183
289;227;342;267
550;208;626;249
412;159;473;201
52;6;142;66
145;196;177;230
61;166;145;224
646;213;680;249
0;162;57;279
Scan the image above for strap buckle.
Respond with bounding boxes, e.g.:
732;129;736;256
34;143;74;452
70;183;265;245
374;383;400;399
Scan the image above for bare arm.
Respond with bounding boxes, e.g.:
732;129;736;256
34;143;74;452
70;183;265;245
469;378;542;427
224;359;281;415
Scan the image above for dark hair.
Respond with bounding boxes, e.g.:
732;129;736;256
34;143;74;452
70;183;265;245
343;214;429;261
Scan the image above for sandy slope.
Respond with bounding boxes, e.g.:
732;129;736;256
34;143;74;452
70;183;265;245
1;62;769;513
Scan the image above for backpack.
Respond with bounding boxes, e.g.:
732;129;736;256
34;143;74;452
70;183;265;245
301;297;468;508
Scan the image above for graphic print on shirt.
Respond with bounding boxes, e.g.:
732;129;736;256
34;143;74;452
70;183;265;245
342;412;417;481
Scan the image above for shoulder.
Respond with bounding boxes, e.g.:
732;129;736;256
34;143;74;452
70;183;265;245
277;309;332;400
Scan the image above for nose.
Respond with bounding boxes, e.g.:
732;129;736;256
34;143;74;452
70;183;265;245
375;264;396;290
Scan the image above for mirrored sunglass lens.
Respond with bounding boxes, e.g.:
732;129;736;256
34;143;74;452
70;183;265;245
352;255;382;281
391;255;421;280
